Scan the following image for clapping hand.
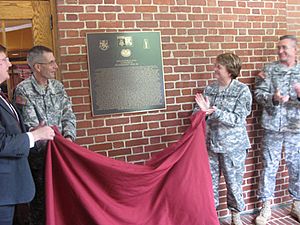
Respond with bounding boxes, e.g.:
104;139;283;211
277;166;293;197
273;89;289;103
195;93;216;115
293;83;300;98
257;71;266;79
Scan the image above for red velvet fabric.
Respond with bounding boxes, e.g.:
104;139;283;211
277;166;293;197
45;112;219;225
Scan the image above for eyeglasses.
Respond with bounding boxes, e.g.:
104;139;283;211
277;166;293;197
0;57;10;62
35;60;57;66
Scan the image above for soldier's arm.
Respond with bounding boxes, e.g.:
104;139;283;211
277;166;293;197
209;86;252;127
13;86;40;130
254;66;278;107
60;87;76;141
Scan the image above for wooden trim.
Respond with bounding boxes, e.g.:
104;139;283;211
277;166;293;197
0;0;48;1
50;0;61;81
0;2;33;19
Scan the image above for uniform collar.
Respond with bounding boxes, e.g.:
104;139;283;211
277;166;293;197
275;60;300;70
31;75;56;95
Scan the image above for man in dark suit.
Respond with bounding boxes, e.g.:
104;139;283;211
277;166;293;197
0;44;55;225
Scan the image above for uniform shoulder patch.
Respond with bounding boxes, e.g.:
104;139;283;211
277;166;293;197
15;95;27;105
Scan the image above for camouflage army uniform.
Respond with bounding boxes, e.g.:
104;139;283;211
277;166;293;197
13;75;76;225
254;61;300;202
194;79;252;212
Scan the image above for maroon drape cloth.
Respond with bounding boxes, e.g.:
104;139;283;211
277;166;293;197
45;112;219;225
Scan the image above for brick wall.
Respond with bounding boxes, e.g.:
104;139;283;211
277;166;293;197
287;0;300;44
56;0;300;218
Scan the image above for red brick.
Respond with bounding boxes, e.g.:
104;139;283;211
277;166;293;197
98;21;123;28
153;0;174;4
136;21;158;28
118;13;141;20
98;5;121;12
187;0;205;5
108;148;131;157
124;123;148;132
77;120;92;128
65;30;79;37
131;131;143;139
76;137;94;145
78;0;102;3
57;6;83;13
58;22;84;29
171;21;192;28
170;6;191;13
127;153;150;162
143;114;165;122
155;14;176;20
161;134;181;142
66;14;78;21
175;81;196;88
144;129;165;137
113;142;125;149
106;118;130;126
135;6;157;12
89;143;112;151
203;7;222;13
116;0;139;3
79;14;104;20
174;66;194;72
85;6;96;12
66;88;89;97
92;119;104;127
126;138;149;147
107;133;130;141
160;119;182;127
145;143;166;152
87;127;111;136
59;38;85;46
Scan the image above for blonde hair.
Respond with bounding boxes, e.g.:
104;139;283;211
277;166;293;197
216;53;242;79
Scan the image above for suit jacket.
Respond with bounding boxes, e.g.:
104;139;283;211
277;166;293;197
0;97;35;206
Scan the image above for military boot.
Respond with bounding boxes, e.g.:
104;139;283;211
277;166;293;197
231;211;243;225
291;200;300;222
255;200;271;225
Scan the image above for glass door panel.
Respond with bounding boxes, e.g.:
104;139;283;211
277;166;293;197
0;19;33;99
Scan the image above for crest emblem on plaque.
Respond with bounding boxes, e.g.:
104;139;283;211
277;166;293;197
117;36;133;47
121;49;131;57
143;39;150;49
99;40;109;51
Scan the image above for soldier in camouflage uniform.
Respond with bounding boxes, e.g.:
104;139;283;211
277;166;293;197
194;53;252;225
254;35;300;225
13;46;76;225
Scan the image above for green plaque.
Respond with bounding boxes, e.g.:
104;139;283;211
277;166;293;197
86;31;166;115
